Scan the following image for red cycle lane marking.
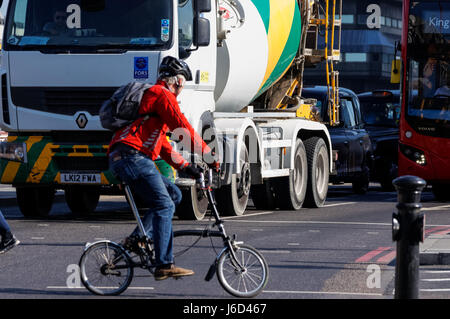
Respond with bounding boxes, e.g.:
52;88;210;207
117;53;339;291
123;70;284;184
428;227;450;236
355;247;391;263
425;226;450;235
376;250;397;264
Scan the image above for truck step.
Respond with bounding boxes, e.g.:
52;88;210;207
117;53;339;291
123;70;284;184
262;140;291;149
261;169;291;178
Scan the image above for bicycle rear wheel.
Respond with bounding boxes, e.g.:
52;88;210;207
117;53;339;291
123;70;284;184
79;241;134;296
216;244;269;298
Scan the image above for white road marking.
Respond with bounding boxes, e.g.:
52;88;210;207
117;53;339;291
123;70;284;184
324;202;357;207
258;250;291;254
31;237;45;240
421;289;450;292
47;286;154;290
422;205;450;211
226;219;391;226
222;211;273;220
263;290;382;296
421;278;450;282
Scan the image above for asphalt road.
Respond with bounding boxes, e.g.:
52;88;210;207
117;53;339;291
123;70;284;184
0;183;449;303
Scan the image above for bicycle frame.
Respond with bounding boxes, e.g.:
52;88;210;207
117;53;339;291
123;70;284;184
175;169;247;272
122;168;246;272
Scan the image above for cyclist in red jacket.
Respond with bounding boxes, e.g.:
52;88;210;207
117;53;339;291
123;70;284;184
109;56;218;280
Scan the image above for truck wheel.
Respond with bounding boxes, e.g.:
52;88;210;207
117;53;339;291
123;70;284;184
65;186;100;216
304;137;329;208
16;186;55;218
250;181;277;210
274;139;308;211
216;143;251;216
176;186;209;220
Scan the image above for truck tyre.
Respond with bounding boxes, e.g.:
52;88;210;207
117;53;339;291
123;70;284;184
16;186;55;218
250;181;277;210
65;186;100;216
216;143;251;216
274;139;308;211
304;137;329;208
176;186;209;220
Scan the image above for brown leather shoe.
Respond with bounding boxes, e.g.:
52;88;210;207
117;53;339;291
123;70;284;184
154;264;194;281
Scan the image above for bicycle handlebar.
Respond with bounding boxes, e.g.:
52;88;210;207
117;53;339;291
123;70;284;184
175;165;217;189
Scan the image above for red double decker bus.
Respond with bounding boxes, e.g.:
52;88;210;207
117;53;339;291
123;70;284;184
398;0;450;200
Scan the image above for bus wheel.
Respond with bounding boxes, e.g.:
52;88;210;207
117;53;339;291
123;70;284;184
216;143;251;216
304;137;329;208
16;186;55;218
65;186;100;216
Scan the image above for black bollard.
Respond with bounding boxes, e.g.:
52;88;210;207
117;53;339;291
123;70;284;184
392;175;426;299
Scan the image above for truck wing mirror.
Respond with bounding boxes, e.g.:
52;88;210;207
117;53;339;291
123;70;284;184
188;17;210;52
195;0;212;13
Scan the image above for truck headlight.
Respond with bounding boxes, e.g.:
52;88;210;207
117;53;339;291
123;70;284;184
0;142;28;163
399;143;426;166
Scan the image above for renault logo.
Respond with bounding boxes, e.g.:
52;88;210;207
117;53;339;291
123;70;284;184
76;113;88;129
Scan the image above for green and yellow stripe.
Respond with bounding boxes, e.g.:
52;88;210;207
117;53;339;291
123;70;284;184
0;136;176;186
251;0;302;98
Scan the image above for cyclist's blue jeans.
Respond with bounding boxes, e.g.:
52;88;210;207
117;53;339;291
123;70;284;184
109;152;182;266
0;210;12;239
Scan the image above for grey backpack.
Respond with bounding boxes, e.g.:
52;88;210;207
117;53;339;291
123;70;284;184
99;82;155;131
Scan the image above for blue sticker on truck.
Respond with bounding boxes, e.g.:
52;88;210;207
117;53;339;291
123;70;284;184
134;57;149;79
161;19;170;42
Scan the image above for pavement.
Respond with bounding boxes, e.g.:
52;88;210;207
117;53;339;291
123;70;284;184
420;233;450;265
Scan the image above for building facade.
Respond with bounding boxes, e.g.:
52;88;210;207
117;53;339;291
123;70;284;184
304;0;403;94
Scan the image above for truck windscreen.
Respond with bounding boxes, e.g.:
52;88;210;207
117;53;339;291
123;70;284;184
4;0;173;51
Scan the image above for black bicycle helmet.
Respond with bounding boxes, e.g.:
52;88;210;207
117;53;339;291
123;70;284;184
159;56;193;81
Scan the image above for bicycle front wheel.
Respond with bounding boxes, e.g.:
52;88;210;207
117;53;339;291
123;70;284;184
217;244;269;298
79;241;134;296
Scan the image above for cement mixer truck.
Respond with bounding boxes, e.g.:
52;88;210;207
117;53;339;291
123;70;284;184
0;0;342;219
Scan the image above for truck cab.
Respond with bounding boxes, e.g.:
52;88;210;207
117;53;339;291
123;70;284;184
0;0;335;219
